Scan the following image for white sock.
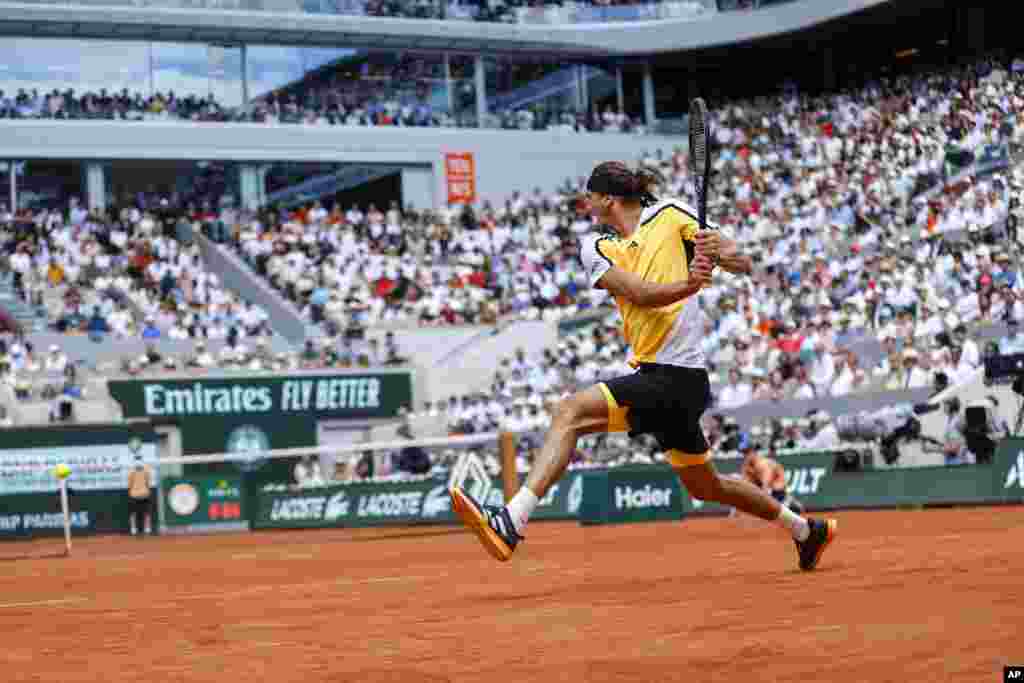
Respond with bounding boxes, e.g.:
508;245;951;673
506;487;539;535
776;505;810;542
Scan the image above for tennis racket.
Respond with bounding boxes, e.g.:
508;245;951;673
688;97;711;232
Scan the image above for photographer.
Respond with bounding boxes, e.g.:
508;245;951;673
955;399;1005;465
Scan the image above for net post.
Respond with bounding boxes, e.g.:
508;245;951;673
59;480;72;557
500;431;517;503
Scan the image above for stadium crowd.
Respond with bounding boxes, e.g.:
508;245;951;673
0;88;230;122
0;61;645;133
0;199;274;351
2;55;1024;471
327;0;710;23
224;56;1023;337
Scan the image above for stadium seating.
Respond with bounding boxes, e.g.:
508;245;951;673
2;55;1023;477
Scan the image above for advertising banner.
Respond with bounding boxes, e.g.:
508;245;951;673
251;470;585;529
107;371;413;475
444;152;476;205
0;426;158;495
108;372;413;423
579;467;684;525
162;475;248;534
997;440;1024;503
0;490;136;540
244;440;1024;532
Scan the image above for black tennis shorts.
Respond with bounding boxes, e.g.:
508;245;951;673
130;496;151;516
601;363;712;455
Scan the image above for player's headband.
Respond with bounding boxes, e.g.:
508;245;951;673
586;173;636;198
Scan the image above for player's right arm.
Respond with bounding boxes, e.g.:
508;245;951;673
580;234;712;308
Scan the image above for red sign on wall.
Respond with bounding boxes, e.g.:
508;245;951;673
445;152;476;205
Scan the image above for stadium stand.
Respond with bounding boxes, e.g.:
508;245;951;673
2;47;1023;476
0;62;645;133
0;201;273;345
307;0;717;23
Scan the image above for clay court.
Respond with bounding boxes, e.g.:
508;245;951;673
1;506;1021;682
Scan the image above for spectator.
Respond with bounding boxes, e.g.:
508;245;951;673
293;454;325;487
395;424;431;475
126;454;154;536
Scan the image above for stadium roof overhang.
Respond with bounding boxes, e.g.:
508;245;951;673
0;0;898;59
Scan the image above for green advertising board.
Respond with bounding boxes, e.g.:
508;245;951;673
993;439;1024;504
108;372;412;422
107;371;413;477
250;469;586;530
579;442;1024;525
579;466;685;525
686;453;836;517
0;489;139;540
162;475;247;534
223;439;1024;533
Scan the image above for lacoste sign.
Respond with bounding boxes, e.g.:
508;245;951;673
269;491;350;522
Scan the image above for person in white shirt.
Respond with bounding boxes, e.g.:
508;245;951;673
44;345;68;373
498;400;524;432
808;343;836;396
717;368;753;409
800;412;840;450
954;326;982;369
293;455;325;488
829;351;856;396
168;319;191;340
899;349;933;389
914;302;945;339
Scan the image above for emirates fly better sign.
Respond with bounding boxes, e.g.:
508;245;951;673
109;372;413;421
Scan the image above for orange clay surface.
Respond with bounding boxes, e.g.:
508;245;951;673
1;507;1022;683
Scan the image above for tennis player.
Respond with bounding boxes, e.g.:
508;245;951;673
450;161;836;570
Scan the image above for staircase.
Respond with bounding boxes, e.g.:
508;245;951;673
0;273;47;334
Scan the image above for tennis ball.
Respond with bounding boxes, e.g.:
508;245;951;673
54;464;71;480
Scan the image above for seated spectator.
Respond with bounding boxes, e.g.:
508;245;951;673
293;455;325;487
44;344;69;372
140;317;162;340
87;306;109;341
395;424;431;475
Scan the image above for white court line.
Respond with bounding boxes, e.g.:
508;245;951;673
0;573;443;612
0;598;88;609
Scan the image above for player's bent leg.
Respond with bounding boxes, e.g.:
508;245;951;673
672;458;837;571
524;384;613;497
671;457;779;521
450;384;613;562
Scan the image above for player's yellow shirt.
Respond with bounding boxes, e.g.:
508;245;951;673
580;198;707;369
